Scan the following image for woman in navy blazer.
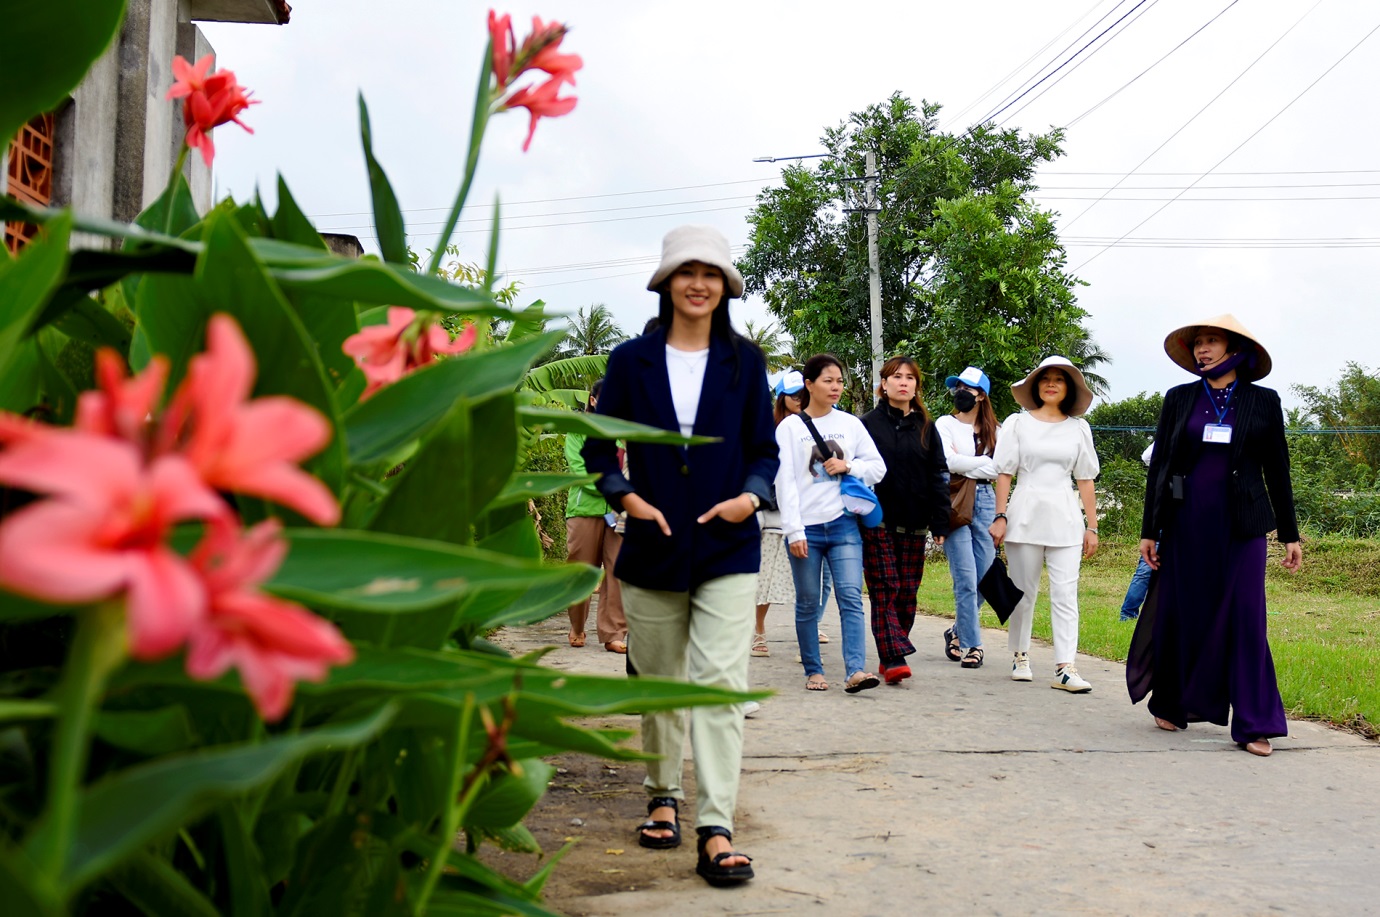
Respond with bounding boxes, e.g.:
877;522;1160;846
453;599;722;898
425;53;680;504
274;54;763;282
582;225;777;887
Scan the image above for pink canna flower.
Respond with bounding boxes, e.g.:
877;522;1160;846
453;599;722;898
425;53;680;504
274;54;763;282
522;16;582;87
161;315;340;526
185;519;354;721
342;307;478;399
487;11;581;150
488;10;516;88
166;54;257;167
0;430;226;658
74;350;169;450
503;76;578;152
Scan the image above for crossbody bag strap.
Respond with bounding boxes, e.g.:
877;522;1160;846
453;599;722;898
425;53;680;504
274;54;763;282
797;411;833;457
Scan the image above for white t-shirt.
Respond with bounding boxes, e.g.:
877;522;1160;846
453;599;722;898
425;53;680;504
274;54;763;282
773;409;886;544
665;345;709;436
993;412;1100;547
934;414;1000;480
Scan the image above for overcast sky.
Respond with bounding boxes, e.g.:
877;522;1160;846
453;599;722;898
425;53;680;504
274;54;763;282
200;0;1379;410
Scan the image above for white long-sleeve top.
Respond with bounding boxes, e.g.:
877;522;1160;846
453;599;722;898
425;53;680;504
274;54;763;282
993;412;1100;547
934;414;1000;480
773;409;887;544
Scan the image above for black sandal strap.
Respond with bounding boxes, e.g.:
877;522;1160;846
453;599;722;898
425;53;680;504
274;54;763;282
648;795;679;815
639;819;676;832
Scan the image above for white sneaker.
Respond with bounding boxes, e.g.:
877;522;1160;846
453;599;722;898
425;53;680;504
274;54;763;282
1011;652;1032;682
743;701;761;718
1051;666;1092;693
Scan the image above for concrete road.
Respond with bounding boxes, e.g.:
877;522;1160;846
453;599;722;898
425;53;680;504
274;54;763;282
507;604;1380;916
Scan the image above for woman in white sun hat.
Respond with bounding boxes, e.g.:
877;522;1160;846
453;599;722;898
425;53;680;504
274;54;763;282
990;356;1101;692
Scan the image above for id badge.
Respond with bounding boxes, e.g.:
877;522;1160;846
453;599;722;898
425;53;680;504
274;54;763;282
1203;423;1232;444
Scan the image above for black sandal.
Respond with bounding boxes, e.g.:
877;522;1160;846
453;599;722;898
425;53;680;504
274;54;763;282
961;646;984;669
637;796;681;849
695;826;754;886
944;626;962;662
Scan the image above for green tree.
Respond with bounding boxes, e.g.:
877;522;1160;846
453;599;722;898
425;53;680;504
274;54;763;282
743;319;793;371
738;92;1105;417
1085;391;1164;468
1293;362;1380;472
554;303;627;359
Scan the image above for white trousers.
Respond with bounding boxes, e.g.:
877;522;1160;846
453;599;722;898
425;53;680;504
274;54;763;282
1004;541;1082;665
622;573;756;831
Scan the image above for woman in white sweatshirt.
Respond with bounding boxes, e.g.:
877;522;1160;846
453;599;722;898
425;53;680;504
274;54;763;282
774;354;887;693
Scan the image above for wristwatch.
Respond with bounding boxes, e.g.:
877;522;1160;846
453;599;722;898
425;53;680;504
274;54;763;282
993;513;1008;521
746;493;761;509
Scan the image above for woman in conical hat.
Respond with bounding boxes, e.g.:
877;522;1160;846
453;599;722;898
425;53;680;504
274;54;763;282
1126;314;1301;758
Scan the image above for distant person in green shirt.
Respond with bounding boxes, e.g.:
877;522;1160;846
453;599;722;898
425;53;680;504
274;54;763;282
565;380;628;653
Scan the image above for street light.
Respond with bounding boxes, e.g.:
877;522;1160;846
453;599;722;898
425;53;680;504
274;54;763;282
754;151;884;392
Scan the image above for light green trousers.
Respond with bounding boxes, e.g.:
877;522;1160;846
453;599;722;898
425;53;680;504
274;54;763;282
622;573;757;832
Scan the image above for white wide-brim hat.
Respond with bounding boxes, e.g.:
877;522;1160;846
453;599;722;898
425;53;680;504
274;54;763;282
646;224;744;298
1163;313;1272;381
1011;355;1094;416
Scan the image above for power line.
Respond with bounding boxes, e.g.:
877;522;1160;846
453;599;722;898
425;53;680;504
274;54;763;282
1059;0;1325;232
1042;181;1380;189
997;0;1165;127
943;0;1111;129
1040;194;1380;201
979;0;1155;125
341;203;755;239
305;176;778;220
1074;16;1380;270
1042;169;1380;175
1066;0;1242;128
316;193;758;233
973;0;1137;126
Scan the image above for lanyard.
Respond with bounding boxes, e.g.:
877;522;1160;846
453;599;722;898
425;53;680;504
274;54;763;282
1201;379;1237;424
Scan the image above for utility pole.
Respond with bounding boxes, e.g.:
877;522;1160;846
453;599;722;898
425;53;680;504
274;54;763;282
864;150;883;394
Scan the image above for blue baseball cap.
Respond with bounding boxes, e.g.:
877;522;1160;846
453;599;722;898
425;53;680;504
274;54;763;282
944;366;991;395
773;370;804;396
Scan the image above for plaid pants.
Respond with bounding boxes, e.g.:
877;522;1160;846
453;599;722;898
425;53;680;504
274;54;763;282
861;526;928;664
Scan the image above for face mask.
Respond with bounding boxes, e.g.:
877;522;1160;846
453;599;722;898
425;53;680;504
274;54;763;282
953;389;978;412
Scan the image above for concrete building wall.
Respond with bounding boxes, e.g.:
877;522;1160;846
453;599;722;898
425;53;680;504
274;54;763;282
55;40;120;249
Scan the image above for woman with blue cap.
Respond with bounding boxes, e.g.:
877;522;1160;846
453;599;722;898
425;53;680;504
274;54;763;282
751;370;805;656
934;366;1000;669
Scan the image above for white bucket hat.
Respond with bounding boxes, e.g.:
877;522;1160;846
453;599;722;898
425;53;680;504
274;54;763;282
646;225;744;298
1011;355;1094;417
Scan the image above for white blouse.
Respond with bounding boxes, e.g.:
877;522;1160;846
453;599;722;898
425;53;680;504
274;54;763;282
993;412;1100;547
934;414;999;481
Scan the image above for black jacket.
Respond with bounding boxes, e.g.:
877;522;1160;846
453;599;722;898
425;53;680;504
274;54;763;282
1141;380;1299;543
860;403;951;537
582;329;779;592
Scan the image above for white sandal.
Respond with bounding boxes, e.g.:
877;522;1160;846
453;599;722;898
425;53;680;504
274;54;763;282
750;632;769;657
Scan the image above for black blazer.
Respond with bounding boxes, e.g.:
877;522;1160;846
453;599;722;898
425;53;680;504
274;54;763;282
860;403;951;536
1141;380;1300;544
582;329;779;592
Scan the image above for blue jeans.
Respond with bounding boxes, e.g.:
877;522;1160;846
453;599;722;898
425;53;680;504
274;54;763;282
942;483;996;651
789;514;866;678
1121;553;1154;620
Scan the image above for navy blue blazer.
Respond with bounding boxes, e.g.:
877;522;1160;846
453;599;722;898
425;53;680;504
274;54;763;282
581;328;779;592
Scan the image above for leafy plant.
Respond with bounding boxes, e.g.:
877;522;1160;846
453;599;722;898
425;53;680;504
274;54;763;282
0;7;753;914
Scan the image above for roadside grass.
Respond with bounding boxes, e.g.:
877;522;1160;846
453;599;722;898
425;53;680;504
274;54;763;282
915;535;1379;739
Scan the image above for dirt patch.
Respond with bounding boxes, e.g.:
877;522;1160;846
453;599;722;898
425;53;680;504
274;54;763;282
475;746;698;909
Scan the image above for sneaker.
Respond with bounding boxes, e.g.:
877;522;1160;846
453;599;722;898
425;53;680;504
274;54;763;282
1051;666;1092;693
743;701;761;718
1011;652;1032;682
